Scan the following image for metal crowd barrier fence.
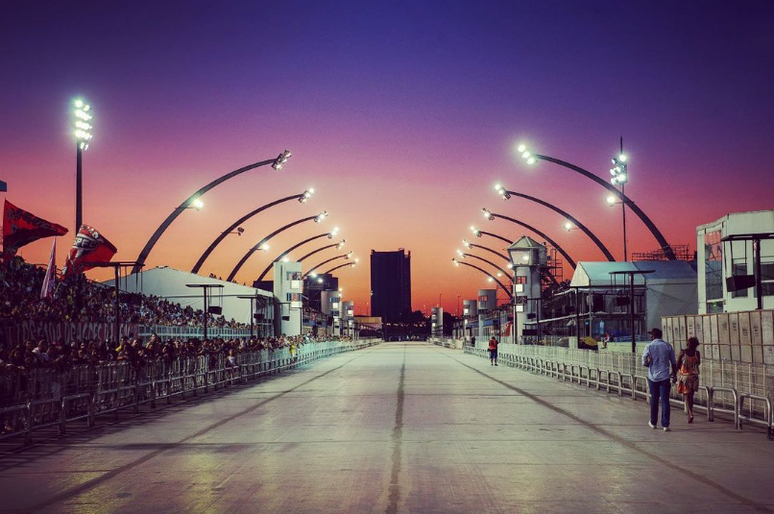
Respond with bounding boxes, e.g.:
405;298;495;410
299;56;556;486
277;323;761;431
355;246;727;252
463;343;773;439
0;339;380;445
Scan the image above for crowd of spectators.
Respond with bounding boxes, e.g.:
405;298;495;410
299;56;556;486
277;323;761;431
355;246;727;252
0;332;351;433
0;257;248;329
0;332;348;374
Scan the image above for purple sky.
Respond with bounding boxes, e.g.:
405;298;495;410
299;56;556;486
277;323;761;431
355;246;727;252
1;1;773;313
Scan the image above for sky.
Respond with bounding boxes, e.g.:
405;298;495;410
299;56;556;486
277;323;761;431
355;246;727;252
1;0;773;316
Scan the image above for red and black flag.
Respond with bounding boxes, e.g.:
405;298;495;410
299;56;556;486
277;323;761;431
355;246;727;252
62;225;117;277
2;200;68;257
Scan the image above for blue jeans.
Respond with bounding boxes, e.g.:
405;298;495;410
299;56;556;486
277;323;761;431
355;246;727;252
648;379;671;427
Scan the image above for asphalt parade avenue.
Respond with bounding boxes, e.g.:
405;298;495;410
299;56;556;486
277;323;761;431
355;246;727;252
2;342;774;514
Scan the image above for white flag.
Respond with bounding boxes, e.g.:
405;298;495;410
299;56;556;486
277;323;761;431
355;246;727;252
41;238;57;300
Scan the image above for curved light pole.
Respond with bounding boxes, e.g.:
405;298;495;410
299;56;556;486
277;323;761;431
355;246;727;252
323;261;357;275
452;258;512;300
304;252;353;278
456;250;514;282
227;211;327;282
192;188;314;274
516;145;675;260
132;150;291;274
470;226;512;245
461;239;509;262
482;208;577;269
298;241;346;263
253;228;340;284
495;185;615;262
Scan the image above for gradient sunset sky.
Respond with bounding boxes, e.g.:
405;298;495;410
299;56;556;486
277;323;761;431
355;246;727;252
1;1;773;316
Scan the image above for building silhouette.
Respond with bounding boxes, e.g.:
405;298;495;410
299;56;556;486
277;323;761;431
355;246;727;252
370;249;411;322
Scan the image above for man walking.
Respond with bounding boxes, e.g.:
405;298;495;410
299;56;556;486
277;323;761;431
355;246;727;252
642;328;676;431
488;336;498;366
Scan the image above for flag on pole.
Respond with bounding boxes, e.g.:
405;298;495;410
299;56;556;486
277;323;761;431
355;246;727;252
62;225;118;277
2;200;68;257
41;238;57;300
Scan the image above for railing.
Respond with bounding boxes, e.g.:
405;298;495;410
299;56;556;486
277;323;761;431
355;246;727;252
136;325;254;340
0;339;380;444
462;343;773;440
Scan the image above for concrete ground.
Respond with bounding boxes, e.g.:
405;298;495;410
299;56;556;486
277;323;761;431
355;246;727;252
2;342;774;513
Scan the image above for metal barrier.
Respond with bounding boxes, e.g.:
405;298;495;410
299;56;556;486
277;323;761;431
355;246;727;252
464;344;773;440
0;339;380;444
738;393;772;437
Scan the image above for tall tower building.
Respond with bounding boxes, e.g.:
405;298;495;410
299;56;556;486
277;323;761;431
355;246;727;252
370;249;412;322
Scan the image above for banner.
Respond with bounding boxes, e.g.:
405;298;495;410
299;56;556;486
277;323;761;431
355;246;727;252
40;239;57;300
2;200;68;256
63;225;117;276
0;319;139;347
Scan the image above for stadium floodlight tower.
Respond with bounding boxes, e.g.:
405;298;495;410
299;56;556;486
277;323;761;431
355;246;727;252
507;236;547;343
73;98;93;233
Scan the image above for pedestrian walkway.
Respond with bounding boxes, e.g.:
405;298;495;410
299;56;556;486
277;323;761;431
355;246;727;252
1;342;774;513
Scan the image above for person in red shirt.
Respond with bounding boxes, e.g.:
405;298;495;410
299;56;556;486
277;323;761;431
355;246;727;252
488;336;498;366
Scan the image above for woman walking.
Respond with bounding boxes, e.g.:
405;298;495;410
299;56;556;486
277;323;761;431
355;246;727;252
676;337;701;423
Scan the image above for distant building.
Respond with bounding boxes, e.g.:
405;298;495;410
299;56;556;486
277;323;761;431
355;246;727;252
370;249;412;321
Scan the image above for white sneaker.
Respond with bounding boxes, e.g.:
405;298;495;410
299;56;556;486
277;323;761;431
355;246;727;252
648;422;657;429
663;427;671;432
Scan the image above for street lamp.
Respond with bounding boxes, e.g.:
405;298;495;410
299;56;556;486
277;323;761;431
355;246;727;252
304;251;354;277
73;98;93;232
227;211;328;282
470;226;512;245
185;283;225;341
462;239;509;262
456;250;514;282
610;143;629;260
495;185;615;261
452;258;512;299
323;260;357;275
253;228;342;284
272;150;292;170
191;189;314;274
298;240;346;263
482;208;577;269
514;142;675;260
133;151;293;274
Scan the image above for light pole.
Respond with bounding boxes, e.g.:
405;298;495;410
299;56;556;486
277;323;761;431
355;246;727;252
452;258;513;299
254;228;340;284
610;139;629;260
456;250;514;282
482;208;577;269
470;226;512;245
73;99;93;232
298;240;346;263
609;270;655;353
494;185;615;261
516;143;675;260
237;294;259;338
322;260;358;275
185;283;225;341
192;188;313;274
461;239;510;262
227;211;328;282
133;150;292;274
304;252;354;278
